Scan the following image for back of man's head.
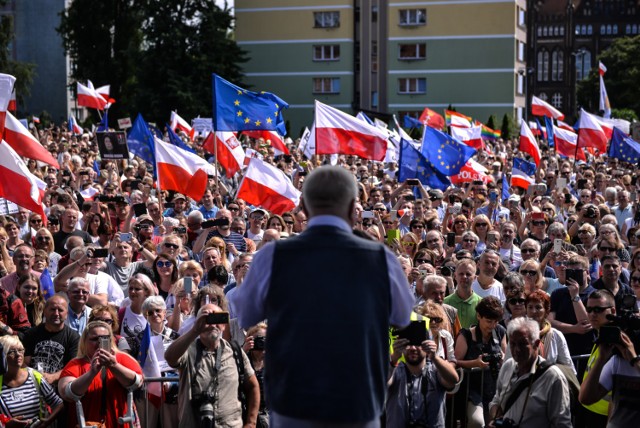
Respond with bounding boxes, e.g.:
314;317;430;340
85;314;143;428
302;166;357;219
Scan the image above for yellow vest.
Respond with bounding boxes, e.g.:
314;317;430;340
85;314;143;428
582;344;611;416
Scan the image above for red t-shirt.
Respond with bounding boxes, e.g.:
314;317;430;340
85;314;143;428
61;352;143;427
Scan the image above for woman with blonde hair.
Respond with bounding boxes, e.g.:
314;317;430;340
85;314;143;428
471;214;492;253
33;228;60;276
204;236;232;271
418;300;455;363
58;321;143;427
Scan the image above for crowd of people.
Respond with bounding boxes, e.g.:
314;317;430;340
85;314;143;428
0;121;638;428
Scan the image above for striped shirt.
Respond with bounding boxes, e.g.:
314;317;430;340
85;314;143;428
0;370;62;419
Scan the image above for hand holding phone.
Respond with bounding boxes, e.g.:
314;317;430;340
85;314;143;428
183;277;193;295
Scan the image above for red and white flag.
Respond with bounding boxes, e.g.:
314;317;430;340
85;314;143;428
243;147;264;167
314;100;388;161
598;62;611;119
69;115;83;135
77;82;108;110
556;120;574;131
451;159;491;185
531;95;565;120
450;125;484;150
155;137;215;201
0;141;46;220
519;121;541;166
243;130;290;155
170;111;195;140
577;109;608;153
7;88;16;112
96;84;110;100
419;107;446;130
237;158;301;215
0;74;16;139
203;131;245;177
4;112;60;168
553;125;585;161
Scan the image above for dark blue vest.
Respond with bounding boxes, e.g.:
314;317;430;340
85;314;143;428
265;225;391;422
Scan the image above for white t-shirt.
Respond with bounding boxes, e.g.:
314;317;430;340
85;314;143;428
121;306;147;339
85;272;125;307
471;278;505;303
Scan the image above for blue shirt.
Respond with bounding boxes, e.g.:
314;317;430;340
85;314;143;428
65;305;92;335
233;215;415;329
198;205;219;220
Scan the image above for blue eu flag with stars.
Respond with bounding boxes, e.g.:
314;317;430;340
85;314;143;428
166;124;196;154
609;127;640;165
421;126;476;176
212;74;289;136
513;157;537;177
127;114;157;178
398;138;451;190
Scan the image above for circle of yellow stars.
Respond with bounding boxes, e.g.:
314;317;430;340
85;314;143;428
233;90;279;128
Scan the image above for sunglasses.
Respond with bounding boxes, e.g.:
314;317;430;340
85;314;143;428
373;208;386;212
521;248;536;254
163;243;179;249
585;305;612;314
415;259;432;265
598;247;615;252
631;276;640;282
36;236;51;242
475;223;488;227
520;269;538;277
93;318;114;325
531;221;546;226
463;239;476;243
30;219;42;224
156;260;173;268
147;309;164;316
228;207;240;211
508;298;526;305
412;225;425;229
428;317;443;324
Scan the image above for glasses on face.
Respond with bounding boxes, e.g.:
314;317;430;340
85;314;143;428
147;309;164;316
373;208;386;212
520;269;538;277
93;318;114;325
228;207;240;211
383;221;394;225
585;305;613;314
598;247;616;253
475;223;488;228
531;221;546;226
415;258;431;265
36;236;51;242
463;239;476;243
163;243;179;250
508;298;526;305
411;225;424;229
521;248;536;254
554;261;568;267
71;290;89;295
237;263;251;268
630;276;640;285
30;219;42;224
601;230;614;235
428;317;443;324
578;230;591;235
7;349;25;356
156;260;173;268
402;242;416;247
454;221;466;225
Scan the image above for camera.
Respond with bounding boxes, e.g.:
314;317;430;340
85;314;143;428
606;295;640;331
585;206;598;219
494;417;518;428
253;336;266;351
193;392;216;428
440;265;455;277
482;352;502;379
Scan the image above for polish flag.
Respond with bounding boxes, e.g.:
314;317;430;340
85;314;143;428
77;82;108;110
519;121;541;166
451;159;491;185
594;115;613;139
243;130;290;155
0;141;46;221
531;95;565;120
237;158;301;215
7;88;16;112
170;111;195;140
557;120;574;131
243;147;264;167
451;125;484;150
577;109;608;153
314;100;388;161
553;125;585;161
0;74;16;139
511;164;535;190
202;131;245;177
155;136;215;201
96;85;110;99
4;112;60;168
68;115;83;135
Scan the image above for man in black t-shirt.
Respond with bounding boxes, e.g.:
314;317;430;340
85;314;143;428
53;208;92;255
23;294;80;385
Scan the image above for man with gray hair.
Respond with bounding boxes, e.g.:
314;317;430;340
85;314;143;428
65;277;92;334
614;189;633;228
539;222;577;261
604;186;617;209
517;238;556;278
488;317;572;428
235;165;414;427
417;274;461;337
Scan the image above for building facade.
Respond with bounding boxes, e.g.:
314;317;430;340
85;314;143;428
527;0;640;122
235;0;527;137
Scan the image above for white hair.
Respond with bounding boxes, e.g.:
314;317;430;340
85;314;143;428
507;317;540;343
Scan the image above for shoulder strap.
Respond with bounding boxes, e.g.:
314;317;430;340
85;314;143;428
229;340;246;383
502;361;553;415
26;368;45;419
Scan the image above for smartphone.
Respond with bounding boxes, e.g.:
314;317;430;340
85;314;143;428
556;177;567;190
206;311;230;325
212;218;230;227
183;276;193;295
447;232;456;247
386;229;400;244
394;320;427;346
201;219;217;229
448;195;456;204
554;239;563;254
631;192;637;202
532;212;545;221
133;203;147;217
91;248;109;258
591;189;597;199
487;233;497;245
577;179;587;190
99;336;111;350
406;178;420;186
62;170;71;177
472;180;483;186
564;193;572;204
120;232;132;242
404;195;415;201
598;326;621;344
565;268;584;288
390;210;398;221
174;226;187;234
362;211;374;219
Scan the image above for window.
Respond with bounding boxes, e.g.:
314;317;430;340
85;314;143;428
587;25;593;34
538;92;549;102
313;45;340;61
399;9;426;26
313;78;340;94
613;24;618;34
517;41;525;62
517;73;524;95
371;41;378;72
626;24;632;33
560;26;565;36
633;24;639;34
551;93;563;109
537;50;549;81
551;49;564;81
399;43;426;60
543;26;548;36
537;26;542;37
398;78;426;94
371;91;378;109
314;11;340;28
372;5;378;22
518;7;526;27
576;50;592;81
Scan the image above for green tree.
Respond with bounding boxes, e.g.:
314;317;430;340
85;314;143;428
58;0;247;125
610;108;638;123
486;114;497;130
577;35;640;118
0;0;35;106
500;114;517;140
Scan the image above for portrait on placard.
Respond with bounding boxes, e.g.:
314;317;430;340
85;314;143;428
97;131;129;159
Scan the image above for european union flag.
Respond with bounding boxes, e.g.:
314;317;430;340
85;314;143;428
166;123;196;154
403;115;423;129
97;109;109;132
212;74;288;136
501;174;511;202
92;160;101;177
421;126;476;176
40;268;54;301
544;116;555;148
513;157;536;177
127;114;157;178
398;138;450;190
138;323;151;367
609;127;640;164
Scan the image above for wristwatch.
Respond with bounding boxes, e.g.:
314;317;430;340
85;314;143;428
571;295;581;303
629;355;640;367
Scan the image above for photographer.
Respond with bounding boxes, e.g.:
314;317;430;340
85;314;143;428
488;318;572;428
165;304;259;428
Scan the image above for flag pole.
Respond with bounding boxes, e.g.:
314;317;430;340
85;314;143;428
154;136;164;215
212;128;219;194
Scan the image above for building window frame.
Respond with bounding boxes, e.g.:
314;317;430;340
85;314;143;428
398;78;426;94
313;77;341;94
399;9;426;26
313;45;340;61
398;43;427;60
551;92;563;109
537;49;549;81
551;49;564;81
313;11;340;28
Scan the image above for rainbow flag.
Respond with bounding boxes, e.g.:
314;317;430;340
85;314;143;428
444;110;472;127
476;122;501;140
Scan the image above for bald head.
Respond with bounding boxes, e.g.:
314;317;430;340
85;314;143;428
302;166;357;220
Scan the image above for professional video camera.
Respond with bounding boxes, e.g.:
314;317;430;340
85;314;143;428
606;295;640;332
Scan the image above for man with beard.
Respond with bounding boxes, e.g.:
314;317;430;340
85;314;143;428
386;329;459;427
165;304;260;428
0;244;41;294
23;294;80;386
